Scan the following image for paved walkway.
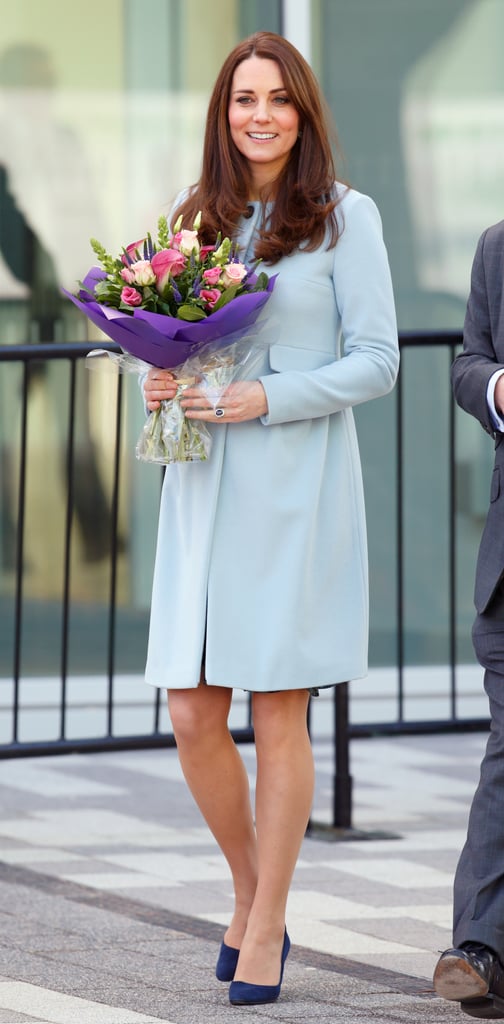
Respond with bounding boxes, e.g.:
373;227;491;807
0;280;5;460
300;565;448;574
0;729;488;1023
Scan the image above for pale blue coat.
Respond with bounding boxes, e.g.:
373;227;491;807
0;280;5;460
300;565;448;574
145;186;399;692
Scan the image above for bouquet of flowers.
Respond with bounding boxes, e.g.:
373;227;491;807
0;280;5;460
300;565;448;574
63;212;276;463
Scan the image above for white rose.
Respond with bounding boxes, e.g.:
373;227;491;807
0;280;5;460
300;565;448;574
178;230;200;257
131;260;156;286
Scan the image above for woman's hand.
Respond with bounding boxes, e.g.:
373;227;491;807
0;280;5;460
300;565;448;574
143;368;178;411
181;380;268;423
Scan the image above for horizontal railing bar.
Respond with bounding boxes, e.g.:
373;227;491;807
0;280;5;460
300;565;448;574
0;726;256;760
0;341;121;361
349;717;490;738
0;330;463;364
398;330;462;347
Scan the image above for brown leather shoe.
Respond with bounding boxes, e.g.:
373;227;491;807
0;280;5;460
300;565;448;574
433;944;504;1019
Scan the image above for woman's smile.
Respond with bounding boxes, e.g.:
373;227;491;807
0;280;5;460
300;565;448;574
248;132;278;141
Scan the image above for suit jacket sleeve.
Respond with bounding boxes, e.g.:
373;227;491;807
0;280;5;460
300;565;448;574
452;220;504;613
451;226;504;436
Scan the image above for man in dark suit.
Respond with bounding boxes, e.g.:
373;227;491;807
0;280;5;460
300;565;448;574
434;220;504;1019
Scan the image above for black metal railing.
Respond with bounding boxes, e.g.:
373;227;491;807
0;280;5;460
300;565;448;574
0;334;491;831
320;332;490;832
0;340;254;759
352;331;484;736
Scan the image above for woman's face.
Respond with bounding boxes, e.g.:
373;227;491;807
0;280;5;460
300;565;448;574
228;56;300;195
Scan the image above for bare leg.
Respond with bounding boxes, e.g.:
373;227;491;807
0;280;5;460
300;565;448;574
234;688;314;986
167;683;258;947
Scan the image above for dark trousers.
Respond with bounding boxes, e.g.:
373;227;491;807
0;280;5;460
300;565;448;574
453;580;504;958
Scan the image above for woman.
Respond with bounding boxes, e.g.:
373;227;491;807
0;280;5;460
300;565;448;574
143;32;398;1006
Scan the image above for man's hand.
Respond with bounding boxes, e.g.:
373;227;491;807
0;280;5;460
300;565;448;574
495;375;504;417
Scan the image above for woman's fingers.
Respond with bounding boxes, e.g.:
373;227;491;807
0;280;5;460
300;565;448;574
143;377;268;422
181;382;268;422
144;369;178;407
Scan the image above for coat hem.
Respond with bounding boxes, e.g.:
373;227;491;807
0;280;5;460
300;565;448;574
144;668;368;692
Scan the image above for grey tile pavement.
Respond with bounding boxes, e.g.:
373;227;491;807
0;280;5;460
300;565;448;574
0;729;490;1022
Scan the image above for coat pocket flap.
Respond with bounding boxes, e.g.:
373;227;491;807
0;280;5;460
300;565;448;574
268;344;335;373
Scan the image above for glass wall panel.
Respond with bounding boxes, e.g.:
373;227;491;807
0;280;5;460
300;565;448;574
315;0;504;672
315;0;504;331
0;0;280;686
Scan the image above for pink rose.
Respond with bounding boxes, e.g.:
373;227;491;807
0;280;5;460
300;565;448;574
121;286;143;306
122;239;145;265
120;267;135;283
151;248;187;291
200;244;215;260
202;266;221;286
221;262;247;287
200;288;221;310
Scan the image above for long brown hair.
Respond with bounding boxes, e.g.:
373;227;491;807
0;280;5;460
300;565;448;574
171;32;346;263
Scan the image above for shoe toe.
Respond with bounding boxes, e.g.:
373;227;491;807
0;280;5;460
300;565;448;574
229;980;280;1005
434;951;489;1002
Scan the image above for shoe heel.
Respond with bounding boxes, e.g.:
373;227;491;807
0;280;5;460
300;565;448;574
461;993;504;1019
216;940;240;982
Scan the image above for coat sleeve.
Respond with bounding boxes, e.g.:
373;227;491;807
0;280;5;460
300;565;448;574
451;227;504;436
259;193;399;425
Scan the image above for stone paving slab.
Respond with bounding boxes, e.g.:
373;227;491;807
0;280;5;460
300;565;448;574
0;732;489;1022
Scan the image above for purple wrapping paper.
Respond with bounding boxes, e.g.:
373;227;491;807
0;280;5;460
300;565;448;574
63;268;277;368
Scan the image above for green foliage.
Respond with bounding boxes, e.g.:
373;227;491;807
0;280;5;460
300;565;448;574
177;304;207;322
84;215;271;321
212;283;241;311
252;271;269;292
157;216;170;250
90;238;117;275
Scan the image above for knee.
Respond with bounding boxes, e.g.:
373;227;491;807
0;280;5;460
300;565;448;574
168;687;230;746
168;694;200;744
252;691;311;750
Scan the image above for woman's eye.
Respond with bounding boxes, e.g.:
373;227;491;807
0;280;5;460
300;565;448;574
236;96;252;104
274;96;289;104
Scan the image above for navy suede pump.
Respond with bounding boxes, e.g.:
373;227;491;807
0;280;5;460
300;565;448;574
228;930;290;1006
216;940;240;982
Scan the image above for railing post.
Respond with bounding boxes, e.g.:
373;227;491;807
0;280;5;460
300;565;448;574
306;681;354;838
333;681;352;829
307;682;401;841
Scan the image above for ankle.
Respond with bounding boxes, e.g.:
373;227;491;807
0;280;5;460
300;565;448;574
242;921;286;949
224;907;252;948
